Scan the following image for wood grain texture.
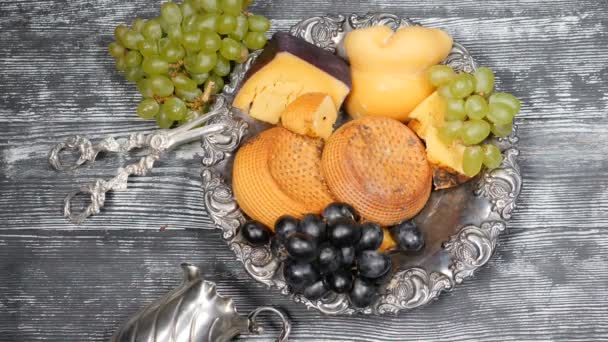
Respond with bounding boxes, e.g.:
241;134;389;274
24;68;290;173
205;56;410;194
1;0;608;341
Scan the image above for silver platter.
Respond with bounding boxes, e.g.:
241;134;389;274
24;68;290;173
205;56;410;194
200;13;522;315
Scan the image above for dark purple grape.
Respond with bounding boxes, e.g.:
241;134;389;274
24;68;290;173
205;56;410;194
355;222;383;251
322;202;359;225
298;214;327;241
283;260;319;290
389;221;425;252
303;280;330;301
285;233;318;262
241;221;272;246
349;278;378;308
270;236;289;261
339;246;356;268
275;215;299;243
323;269;353;293
317;243;341;274
327;219;361;247
357;250;391;279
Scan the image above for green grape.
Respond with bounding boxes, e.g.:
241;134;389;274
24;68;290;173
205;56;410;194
162;97;187;120
474;67;494;96
122;30;145;50
235;44;249;63
137;99;160;119
175;87;203;102
489;92;520;115
172;74;198;90
244;31;267;50
125;50;143;68
190;72;209;85
220;0;242;16
108;42;125;59
160;43;185;63
482;144;502;169
161;2;182;25
198;0;220;13
132;18;146;32
156;109;174;129
149;75;175;97
463;145;483;177
199;31;222;52
217;14;237;35
220;37;242;60
137;79;155;98
166;24;183;41
125;66;145;81
247;15;270;32
465;95;488;120
181;31;202;52
214;55;231;77
490;122;513;138
427;65;456;87
205;74;224;94
194;14;218;32
192;51;218;73
115;56;128;71
242;0;253;9
487;102;515;125
445;98;466;121
141;19;162;41
180;0;196;18
461;119;491;145
142;56;169;75
158;37;172;51
181;109;201;124
181;15;197;33
230;15;248;41
449;73;476;99
137;39;159;57
437;84;455;99
437;120;463;145
114;24;129;44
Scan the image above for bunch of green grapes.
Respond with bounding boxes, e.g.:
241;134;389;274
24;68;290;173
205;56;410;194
427;65;520;177
108;0;270;128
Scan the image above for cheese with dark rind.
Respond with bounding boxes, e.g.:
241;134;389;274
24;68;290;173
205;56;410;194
233;32;351;124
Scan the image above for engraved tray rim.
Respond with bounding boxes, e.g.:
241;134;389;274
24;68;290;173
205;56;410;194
200;12;522;315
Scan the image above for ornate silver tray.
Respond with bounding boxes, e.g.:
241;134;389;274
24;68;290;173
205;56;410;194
200;13;522;315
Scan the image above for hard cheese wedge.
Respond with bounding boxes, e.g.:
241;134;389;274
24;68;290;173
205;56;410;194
233;32;351;124
408;91;470;189
280;92;338;140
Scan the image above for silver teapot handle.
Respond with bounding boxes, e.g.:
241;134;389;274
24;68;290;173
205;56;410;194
248;307;291;342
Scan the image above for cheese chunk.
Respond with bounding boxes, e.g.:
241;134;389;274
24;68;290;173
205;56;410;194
233;32;351;124
280;92;337;140
344;26;453;121
408;91;469;189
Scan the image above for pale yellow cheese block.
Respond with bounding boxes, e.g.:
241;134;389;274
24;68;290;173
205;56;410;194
233;52;350;124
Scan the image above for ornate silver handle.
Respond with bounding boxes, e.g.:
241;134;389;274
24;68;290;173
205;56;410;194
248;307;291;342
49;96;246;224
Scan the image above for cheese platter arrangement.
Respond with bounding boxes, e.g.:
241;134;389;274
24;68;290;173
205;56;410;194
50;0;522;318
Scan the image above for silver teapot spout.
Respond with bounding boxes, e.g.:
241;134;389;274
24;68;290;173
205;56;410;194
112;263;290;342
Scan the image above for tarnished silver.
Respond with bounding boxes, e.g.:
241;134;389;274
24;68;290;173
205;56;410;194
49;96;245;224
201;13;523;315
112;263;290;342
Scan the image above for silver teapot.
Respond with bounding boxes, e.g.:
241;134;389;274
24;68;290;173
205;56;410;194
112;263;290;342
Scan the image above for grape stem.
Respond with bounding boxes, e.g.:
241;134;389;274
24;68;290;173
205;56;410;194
185;81;216;111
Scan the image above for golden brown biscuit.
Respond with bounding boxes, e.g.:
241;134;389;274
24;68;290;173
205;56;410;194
322;116;432;225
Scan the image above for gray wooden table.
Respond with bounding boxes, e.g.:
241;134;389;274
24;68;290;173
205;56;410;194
1;0;607;341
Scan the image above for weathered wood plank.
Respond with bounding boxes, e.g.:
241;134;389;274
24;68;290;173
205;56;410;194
1;229;607;341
